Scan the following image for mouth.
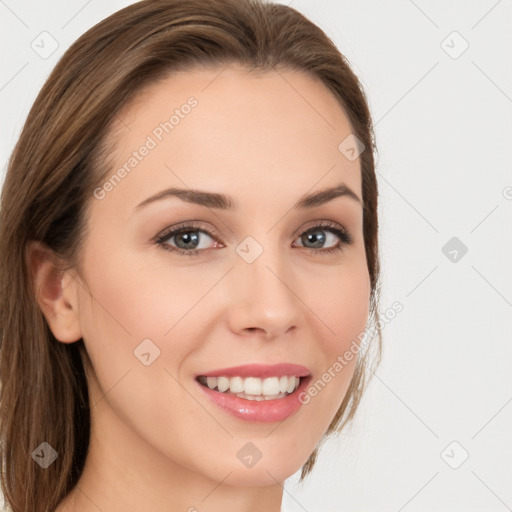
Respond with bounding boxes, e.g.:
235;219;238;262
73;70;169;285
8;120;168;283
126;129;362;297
194;363;312;422
196;374;307;401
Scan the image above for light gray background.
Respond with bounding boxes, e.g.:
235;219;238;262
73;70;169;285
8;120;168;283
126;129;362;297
1;1;511;511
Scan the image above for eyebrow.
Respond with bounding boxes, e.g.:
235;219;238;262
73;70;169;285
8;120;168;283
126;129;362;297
135;183;362;211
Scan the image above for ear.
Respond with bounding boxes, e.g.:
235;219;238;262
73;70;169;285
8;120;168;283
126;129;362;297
26;240;83;343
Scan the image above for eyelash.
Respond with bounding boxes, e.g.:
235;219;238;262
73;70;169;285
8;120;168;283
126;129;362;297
154;221;353;257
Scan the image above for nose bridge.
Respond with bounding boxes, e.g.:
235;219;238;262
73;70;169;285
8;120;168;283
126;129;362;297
227;235;303;336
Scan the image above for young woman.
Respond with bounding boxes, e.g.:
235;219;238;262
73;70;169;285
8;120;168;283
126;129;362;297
0;1;382;510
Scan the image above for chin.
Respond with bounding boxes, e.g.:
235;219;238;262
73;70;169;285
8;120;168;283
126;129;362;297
217;462;302;487
217;443;311;486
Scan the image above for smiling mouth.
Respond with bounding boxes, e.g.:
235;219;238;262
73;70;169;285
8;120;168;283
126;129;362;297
196;375;304;401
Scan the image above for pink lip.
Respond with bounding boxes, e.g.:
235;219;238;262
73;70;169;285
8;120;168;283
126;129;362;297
195;364;312;423
196;376;311;423
196;363;311;379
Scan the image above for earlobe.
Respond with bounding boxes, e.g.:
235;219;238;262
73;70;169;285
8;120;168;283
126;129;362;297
26;240;83;343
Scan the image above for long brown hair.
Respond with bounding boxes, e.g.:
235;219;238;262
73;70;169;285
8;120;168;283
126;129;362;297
0;0;381;509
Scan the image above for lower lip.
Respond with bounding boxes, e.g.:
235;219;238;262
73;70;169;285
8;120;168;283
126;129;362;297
196;376;312;423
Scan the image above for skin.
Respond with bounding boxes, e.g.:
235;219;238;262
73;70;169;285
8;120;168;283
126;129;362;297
30;65;371;512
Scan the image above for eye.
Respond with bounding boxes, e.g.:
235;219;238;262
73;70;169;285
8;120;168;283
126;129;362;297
154;221;352;257
293;221;353;255
155;222;220;256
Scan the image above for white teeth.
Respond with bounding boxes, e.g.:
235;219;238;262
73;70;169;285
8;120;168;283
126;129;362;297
262;377;280;396
286;376;297;394
235;391;288;401
217;376;230;392
279;376;289;393
229;376;244;393
199;375;302;397
244;377;262;395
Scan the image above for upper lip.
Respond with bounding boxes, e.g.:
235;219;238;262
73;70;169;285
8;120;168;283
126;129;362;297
196;363;311;379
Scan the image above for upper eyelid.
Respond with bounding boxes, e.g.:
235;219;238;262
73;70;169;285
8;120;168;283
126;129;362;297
155;222;221;243
155;220;350;246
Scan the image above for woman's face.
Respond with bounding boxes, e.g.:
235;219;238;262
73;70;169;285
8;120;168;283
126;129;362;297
72;65;370;486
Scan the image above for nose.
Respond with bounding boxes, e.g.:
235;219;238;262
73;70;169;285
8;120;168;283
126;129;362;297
225;247;304;340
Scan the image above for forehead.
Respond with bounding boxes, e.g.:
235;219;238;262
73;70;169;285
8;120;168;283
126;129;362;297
99;65;362;211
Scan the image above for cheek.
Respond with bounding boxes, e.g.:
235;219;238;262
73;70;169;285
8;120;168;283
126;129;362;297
75;250;213;465
313;255;371;352
75;245;220;406
78;246;201;341
299;256;371;423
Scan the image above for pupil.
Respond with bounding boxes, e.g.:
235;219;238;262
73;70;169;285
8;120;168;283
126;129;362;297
177;231;199;249
304;230;325;248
